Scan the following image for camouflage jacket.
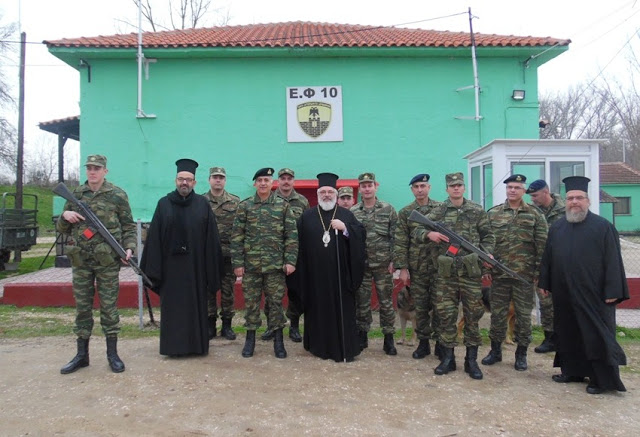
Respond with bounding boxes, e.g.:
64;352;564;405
202;189;240;259
488;199;548;281
351;199;398;268
393;198;441;272
231;191;298;273
427;198;495;264
56;180;137;256
539;193;565;227
275;188;310;220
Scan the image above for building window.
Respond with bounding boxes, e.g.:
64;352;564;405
614;197;631;215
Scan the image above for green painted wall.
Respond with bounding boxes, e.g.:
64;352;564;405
601;184;640;232
54;47;553;221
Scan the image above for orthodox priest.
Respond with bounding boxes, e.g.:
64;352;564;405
539;176;628;395
297;173;366;362
140;159;223;357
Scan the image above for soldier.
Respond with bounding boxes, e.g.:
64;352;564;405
482;175;548;371
337;186;355;209
262;168;310;343
351;172;398;355
231;167;298;358
422;172;495;380
57;154;135;374
393;173;441;359
526;179;565;354
202;166;240;340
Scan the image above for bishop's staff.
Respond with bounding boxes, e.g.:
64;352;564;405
335;228;347;363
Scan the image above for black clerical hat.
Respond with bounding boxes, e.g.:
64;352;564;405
563;176;590;192
317;172;339;189
176;158;198;175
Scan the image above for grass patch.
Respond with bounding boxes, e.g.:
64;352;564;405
0;256;55;280
0;184;56;235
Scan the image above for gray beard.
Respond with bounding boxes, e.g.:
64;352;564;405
566;210;588;223
319;199;337;211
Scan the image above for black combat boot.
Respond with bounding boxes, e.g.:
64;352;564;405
261;327;275;341
274;329;287;359
412;339;431;359
481;341;502;365
60;337;90;374
434;341;443;360
359;330;368;350
383;333;397;356
534;331;556;353
288;316;302;343
208;316;217;340
242;330;256;358
220;318;236;340
434;347;456;375
514;345;528;371
106;336;125;373
464;346;483;380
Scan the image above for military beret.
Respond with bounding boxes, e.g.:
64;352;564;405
446;172;464;186
358;172;376;184
209;167;226;177
253;167;275;180
278;168;295;178
503;174;527;184
409;174;430;185
563;176;590;192
84;155;107;168
338;186;353;197
176;158;198;175
525;179;548;194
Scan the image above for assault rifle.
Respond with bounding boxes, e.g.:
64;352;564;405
53;183;156;324
408;210;531;285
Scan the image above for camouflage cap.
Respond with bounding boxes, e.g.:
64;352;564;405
278;168;295;178
209;167;226;177
84;154;107;167
358;172;376;184
446;172;464;186
338;186;353;197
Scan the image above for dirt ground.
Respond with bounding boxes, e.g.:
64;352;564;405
1;333;638;437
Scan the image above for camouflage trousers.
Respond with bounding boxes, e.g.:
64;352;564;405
537;291;554;332
489;277;535;347
208;259;235;321
410;267;439;341
263;286;302;324
71;261;121;339
356;266;395;335
242;270;286;331
435;274;484;348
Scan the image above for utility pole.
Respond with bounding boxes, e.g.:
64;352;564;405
15;31;26;263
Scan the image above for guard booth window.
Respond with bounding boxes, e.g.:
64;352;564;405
550;161;585;196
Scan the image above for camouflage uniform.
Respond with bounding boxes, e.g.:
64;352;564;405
351;199;398;335
57;180;136;339
231;191;298;330
426;198;495;348
394;198;441;341
536;193;564;332
203;189;240;322
487;199;548;347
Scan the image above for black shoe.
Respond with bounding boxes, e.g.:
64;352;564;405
242;331;256;357
434;347;456;375
289;327;302;343
220;318;236;340
261;328;275;341
552;374;585;383
434;341;442;360
359;330;368;350
383;333;397;356
274;329;287;359
412;339;431;359
60;338;90;375
106;336;125;373
514;345;528;371
534;331;555;353
208;316;217;340
481;341;502;366
464;346;483;380
586;384;605;395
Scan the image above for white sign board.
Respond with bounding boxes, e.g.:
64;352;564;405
286;86;343;142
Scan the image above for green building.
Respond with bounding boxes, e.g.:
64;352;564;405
45;22;568;221
600;162;640;232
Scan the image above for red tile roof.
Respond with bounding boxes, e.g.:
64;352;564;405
600;162;640;184
44;22;570;49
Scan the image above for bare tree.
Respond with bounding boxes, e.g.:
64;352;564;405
126;0;230;32
24;135;57;186
0;16;17;172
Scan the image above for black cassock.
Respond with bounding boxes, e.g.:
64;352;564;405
297;205;366;362
539;211;628;391
140;190;223;356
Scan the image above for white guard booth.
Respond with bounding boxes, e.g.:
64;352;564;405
464;139;603;213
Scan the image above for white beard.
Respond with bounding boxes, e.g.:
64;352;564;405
318;199;337;211
566;209;588;223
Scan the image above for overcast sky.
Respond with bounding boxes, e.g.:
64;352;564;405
1;0;639;172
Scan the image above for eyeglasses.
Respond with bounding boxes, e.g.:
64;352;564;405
318;190;336;196
177;177;194;183
566;196;587;202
